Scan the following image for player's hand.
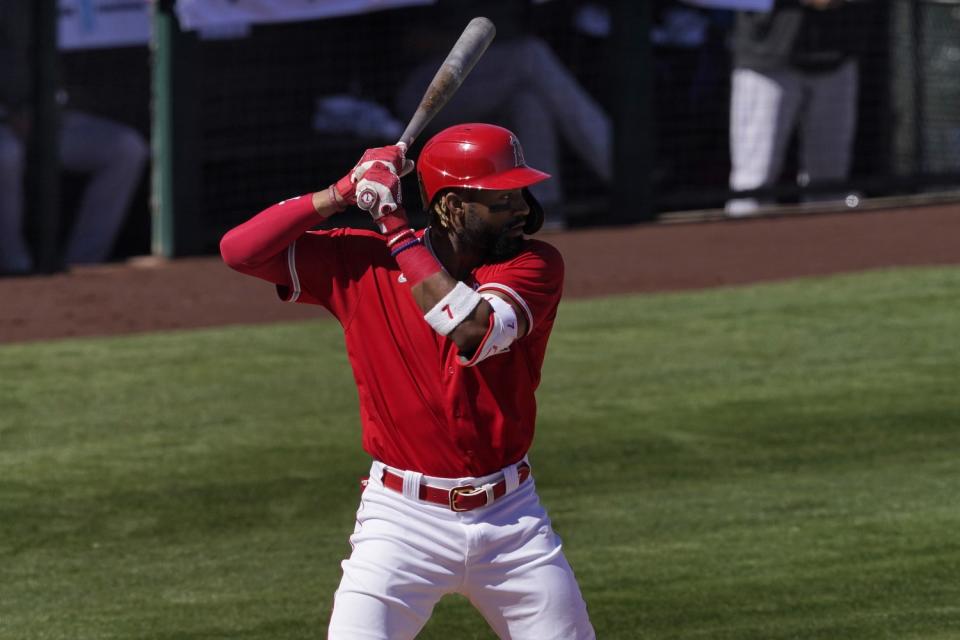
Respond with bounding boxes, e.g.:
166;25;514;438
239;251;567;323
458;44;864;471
356;164;410;234
330;145;415;210
353;145;415;181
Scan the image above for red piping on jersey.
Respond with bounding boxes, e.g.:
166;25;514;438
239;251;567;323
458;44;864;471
478;283;533;335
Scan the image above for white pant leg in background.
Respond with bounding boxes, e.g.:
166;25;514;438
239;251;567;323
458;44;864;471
0;125;33;273
799;60;859;197
727;67;803;215
59;110;148;264
327;462;595;640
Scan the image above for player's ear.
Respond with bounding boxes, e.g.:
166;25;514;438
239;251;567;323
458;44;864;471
441;191;467;229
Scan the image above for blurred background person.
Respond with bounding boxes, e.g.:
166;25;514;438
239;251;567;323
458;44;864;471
725;0;860;215
650;0;734;191
0;0;148;275
395;0;612;230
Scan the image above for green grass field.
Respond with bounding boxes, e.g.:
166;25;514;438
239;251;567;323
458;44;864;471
2;266;960;639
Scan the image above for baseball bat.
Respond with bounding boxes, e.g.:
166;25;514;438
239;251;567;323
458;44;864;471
357;17;495;216
396;16;496;152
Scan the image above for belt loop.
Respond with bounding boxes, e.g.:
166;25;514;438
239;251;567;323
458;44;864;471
503;462;520;494
371;461;385;485
402;470;423;501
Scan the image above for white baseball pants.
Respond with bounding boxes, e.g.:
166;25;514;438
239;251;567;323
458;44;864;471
727;60;858;214
327;460;595;640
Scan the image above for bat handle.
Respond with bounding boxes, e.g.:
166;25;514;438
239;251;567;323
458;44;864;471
397;101;434;151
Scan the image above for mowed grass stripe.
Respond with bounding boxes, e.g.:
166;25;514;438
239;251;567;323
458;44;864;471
1;266;958;639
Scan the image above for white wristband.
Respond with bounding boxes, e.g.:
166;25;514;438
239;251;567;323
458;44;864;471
424;282;482;336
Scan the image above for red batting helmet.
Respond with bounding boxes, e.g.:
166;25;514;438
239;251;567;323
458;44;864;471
417;123;550;233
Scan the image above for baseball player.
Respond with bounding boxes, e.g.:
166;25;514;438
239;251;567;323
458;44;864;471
727;0;861;215
220;123;595;639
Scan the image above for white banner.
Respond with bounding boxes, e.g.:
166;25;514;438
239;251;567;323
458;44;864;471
58;0;437;50
59;0;151;50
174;0;436;31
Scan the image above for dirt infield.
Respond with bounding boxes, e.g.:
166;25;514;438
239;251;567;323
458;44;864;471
1;203;958;344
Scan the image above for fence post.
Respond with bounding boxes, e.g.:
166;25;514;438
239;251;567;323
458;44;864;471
150;0;176;258
609;0;655;224
31;0;62;273
150;1;202;258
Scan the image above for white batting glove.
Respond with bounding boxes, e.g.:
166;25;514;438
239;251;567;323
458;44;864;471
356;165;410;234
351;145;415;183
329;145;413;211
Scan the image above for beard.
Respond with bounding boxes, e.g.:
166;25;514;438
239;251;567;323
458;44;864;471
459;213;524;262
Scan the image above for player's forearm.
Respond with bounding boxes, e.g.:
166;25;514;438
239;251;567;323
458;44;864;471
411;272;492;351
388;228;491;353
220;190;337;271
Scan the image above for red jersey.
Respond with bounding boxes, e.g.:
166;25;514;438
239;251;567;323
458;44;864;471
279;228;564;477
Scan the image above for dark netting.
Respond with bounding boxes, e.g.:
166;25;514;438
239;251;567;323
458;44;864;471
915;0;960;175
652;0;895;211
59;45;152;259
27;1;960;260
187;2;617;249
186;13;408;250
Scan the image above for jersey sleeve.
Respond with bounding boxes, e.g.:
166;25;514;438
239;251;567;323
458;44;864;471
277;228;387;323
476;240;564;337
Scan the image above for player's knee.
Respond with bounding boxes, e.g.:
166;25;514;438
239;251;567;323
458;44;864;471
108;127;149;168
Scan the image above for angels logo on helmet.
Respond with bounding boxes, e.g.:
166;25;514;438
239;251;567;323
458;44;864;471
509;135;526;168
416;123;550;208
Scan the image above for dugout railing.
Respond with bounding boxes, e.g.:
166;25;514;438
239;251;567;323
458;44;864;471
14;1;960;267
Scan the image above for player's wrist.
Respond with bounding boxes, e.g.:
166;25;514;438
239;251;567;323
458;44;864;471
387;227;417;254
389;229;442;287
376;208;411;235
325;178;353;213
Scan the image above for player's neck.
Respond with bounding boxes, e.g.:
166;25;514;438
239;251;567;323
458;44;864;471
427;226;485;280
